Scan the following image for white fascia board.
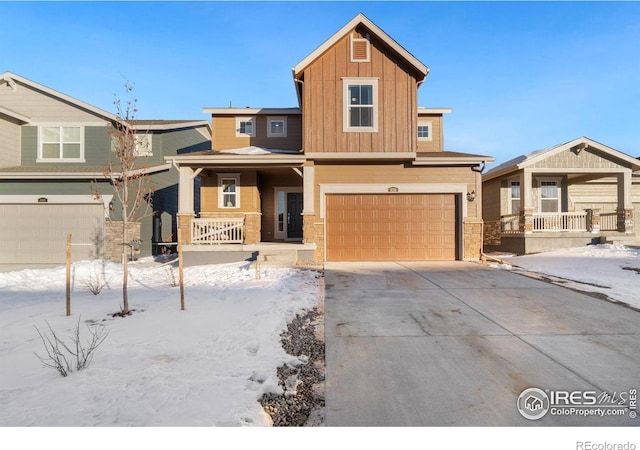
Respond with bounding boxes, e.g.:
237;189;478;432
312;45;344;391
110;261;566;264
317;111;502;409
417;107;452;115
1;72;117;122
0;105;31;123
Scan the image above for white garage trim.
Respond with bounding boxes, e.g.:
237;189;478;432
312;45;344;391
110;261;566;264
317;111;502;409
0;194;112;216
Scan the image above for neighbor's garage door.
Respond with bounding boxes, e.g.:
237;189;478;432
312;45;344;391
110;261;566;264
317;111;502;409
325;194;457;261
0;204;104;265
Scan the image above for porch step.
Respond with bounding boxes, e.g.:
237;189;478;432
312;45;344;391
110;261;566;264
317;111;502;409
256;250;298;267
599;235;638;246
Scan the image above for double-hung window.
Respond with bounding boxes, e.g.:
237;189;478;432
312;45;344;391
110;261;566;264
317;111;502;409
218;174;240;208
39;126;84;161
417;121;432;141
510;181;521;213
235;117;255;137
267;117;287;138
343;78;378;132
540;180;560;213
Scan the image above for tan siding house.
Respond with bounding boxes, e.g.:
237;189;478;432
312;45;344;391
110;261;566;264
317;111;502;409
168;14;493;264
482;137;640;254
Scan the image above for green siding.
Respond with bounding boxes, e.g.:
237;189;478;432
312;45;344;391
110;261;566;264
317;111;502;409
21;126;37;164
21;126;111;166
84;126;112;165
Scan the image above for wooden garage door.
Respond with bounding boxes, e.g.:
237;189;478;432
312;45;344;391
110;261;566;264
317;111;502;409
326;194;457;261
0;204;104;265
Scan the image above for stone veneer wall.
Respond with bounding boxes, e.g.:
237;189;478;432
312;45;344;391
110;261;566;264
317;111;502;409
104;221;141;262
483;220;501;247
463;220;483;260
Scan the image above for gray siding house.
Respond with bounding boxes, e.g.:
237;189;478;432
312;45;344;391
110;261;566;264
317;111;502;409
0;72;211;269
482;137;640;254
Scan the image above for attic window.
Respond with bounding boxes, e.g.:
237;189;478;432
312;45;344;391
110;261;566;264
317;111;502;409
350;32;370;62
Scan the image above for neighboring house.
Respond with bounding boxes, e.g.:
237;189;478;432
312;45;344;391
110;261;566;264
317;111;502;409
166;14;493;264
0;72;211;269
482;136;640;254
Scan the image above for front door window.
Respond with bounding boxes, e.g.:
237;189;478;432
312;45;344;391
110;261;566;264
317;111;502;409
275;190;303;240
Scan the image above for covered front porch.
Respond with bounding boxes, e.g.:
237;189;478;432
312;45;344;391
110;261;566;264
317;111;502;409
488;168;637;254
166;148;317;264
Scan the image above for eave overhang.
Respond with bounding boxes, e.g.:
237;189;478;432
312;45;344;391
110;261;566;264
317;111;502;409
483;137;640;182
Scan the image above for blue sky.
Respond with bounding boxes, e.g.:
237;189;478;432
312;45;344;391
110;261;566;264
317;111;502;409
1;1;639;166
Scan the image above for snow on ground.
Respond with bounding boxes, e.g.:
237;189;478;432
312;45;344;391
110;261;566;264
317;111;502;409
0;258;323;426
489;244;640;309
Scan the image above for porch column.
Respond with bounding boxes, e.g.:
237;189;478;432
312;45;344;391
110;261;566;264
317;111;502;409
519;170;534;234
585;209;601;234
302;164;317;245
177;166;201;244
616;170;634;233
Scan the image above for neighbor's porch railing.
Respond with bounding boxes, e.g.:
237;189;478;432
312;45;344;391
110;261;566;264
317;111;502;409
500;213;520;234
192;217;244;244
533;212;587;232
599;212;618;232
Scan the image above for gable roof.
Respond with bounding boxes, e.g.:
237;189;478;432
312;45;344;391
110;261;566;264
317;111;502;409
1;71;117;122
483;136;640;181
292;13;429;79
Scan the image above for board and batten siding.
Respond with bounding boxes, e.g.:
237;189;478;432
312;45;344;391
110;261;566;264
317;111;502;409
212;115;302;151
301;27;419;153
0;116;21;167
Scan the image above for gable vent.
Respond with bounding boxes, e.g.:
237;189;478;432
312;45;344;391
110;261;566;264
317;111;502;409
350;32;370;62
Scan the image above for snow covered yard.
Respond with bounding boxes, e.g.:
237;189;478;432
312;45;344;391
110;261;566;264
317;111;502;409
488;244;640;310
0;259;323;426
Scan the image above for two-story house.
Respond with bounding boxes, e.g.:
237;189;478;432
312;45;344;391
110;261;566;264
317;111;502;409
0;72;211;269
167;13;493;264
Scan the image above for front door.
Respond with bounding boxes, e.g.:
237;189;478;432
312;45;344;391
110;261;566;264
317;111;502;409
286;192;303;240
275;189;303;241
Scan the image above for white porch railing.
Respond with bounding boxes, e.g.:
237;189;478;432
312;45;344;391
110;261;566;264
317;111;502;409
500;213;520;234
533;212;587;232
600;212;618;232
192;218;244;244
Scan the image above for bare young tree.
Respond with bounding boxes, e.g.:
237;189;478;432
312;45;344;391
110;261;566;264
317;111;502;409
93;82;154;315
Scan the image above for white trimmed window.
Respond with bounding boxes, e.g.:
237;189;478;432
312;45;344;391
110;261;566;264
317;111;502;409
343;78;378;132
38;126;84;161
134;133;152;156
510;180;521;214
267;117;287;138
235;117;255;137
218;173;240;208
417;121;432;141
539;180;560;213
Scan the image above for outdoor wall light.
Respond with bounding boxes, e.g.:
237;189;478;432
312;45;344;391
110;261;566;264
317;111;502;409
467;191;476;202
109;200;114;211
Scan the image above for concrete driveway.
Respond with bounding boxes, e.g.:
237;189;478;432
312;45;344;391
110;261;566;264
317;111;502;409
324;261;640;426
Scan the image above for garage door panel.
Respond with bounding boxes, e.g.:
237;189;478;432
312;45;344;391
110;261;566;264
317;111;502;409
326;194;458;261
0;204;104;265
